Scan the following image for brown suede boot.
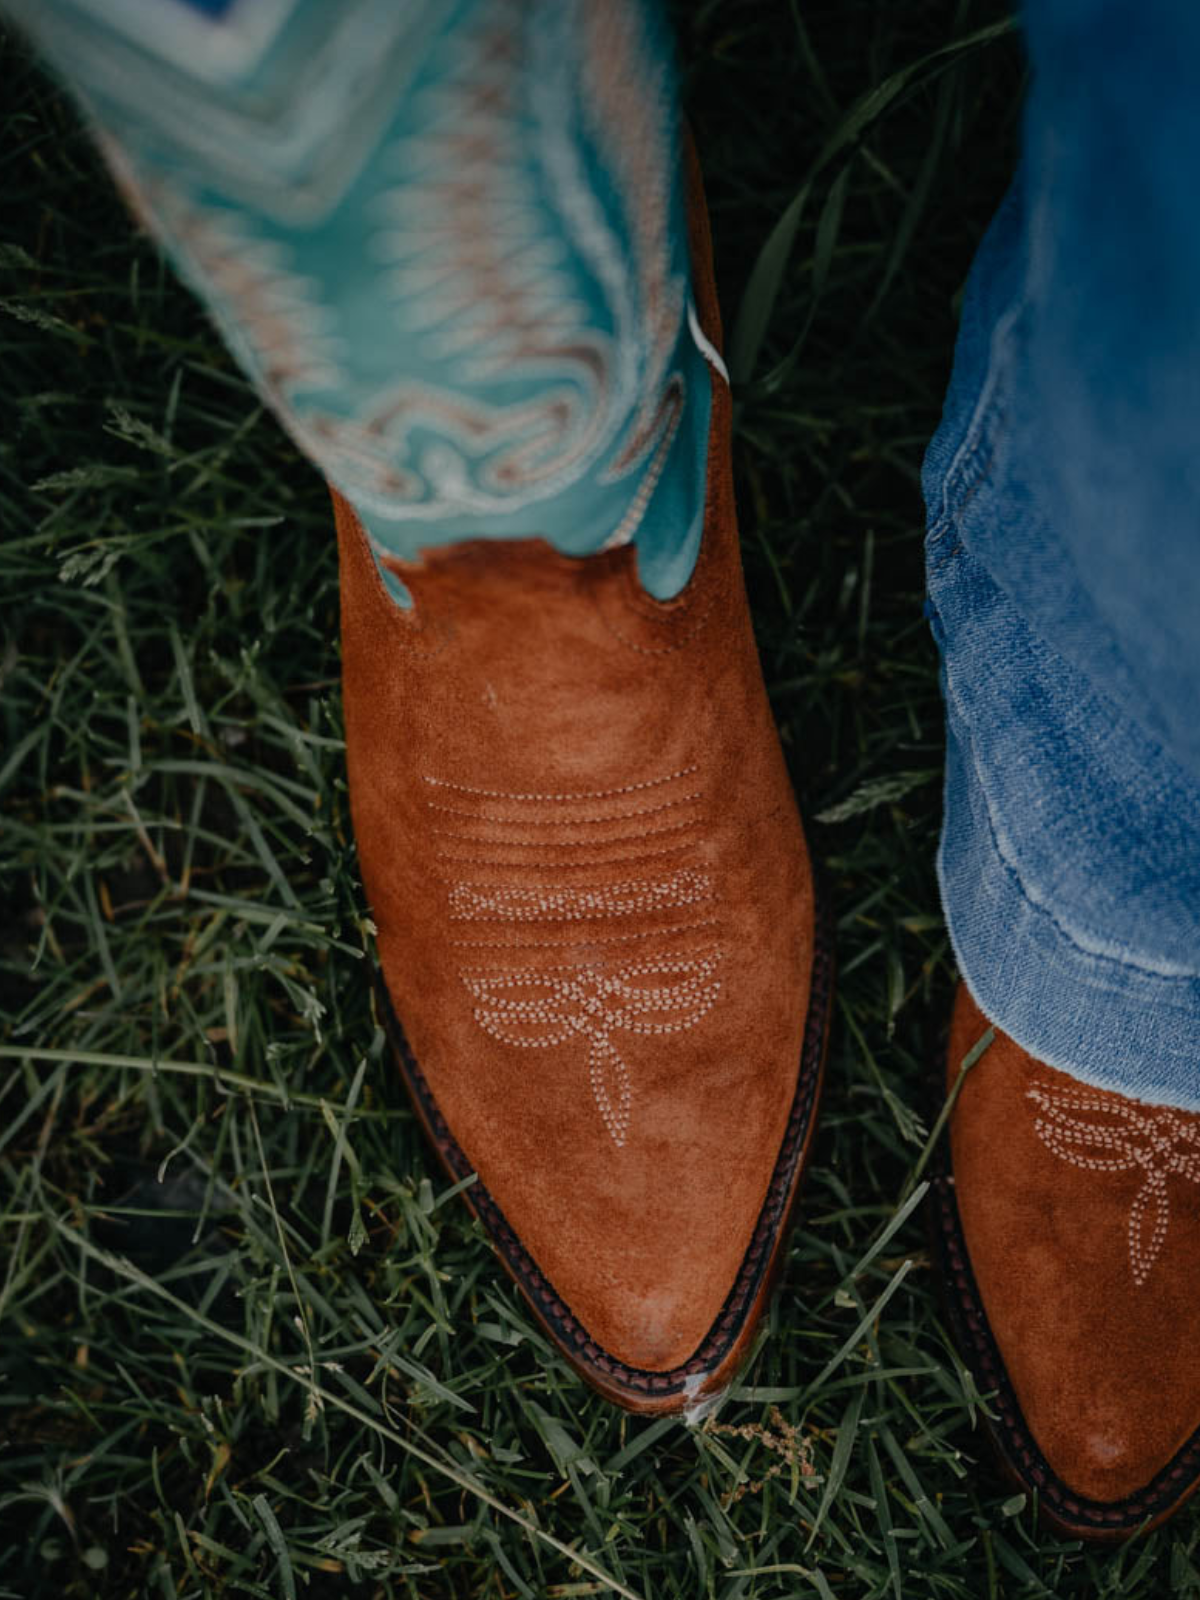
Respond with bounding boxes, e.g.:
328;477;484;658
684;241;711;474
333;145;833;1414
933;984;1200;1535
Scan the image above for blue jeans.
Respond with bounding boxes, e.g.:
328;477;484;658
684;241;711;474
924;0;1200;1106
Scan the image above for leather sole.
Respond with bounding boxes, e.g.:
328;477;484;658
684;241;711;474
378;883;835;1414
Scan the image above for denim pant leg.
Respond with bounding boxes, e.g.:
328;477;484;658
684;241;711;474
923;0;1200;1107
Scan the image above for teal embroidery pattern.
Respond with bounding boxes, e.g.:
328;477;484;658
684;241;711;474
13;0;716;604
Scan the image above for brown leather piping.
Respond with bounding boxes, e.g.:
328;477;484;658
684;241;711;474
377;879;834;1412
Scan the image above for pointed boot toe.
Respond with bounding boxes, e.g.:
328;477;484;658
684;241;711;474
935;985;1200;1535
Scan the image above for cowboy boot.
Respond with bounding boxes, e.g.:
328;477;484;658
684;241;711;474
933;984;1200;1535
336;140;833;1413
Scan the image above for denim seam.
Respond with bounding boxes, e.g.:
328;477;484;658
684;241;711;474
944;688;1200;987
926;426;1000;576
934;291;1151;707
925;530;964;575
928;291;1027;544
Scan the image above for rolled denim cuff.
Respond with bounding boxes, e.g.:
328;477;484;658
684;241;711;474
932;545;1200;1110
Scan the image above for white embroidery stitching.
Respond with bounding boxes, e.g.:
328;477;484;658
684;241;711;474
421;765;697;802
450;917;719;951
434;816;699;848
1027;1080;1200;1285
436;842;694;869
434;766;719;1148
449;868;713;923
426;790;701;822
462;951;722;1148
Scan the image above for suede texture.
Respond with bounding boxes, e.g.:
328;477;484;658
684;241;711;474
335;146;818;1377
947;984;1200;1504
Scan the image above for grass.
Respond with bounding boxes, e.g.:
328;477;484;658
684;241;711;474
2;2;1198;1596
